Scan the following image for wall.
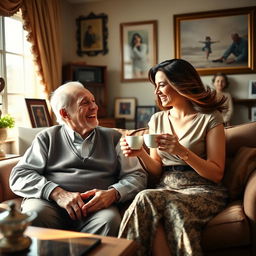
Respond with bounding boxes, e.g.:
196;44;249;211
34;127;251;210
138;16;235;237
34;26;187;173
61;0;256;128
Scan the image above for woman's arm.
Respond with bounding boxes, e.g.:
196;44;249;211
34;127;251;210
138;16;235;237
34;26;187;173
157;124;226;183
185;124;225;182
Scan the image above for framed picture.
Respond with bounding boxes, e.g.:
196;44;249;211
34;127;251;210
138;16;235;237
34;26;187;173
114;98;136;120
135;106;157;129
25;99;52;128
251;107;256;122
120;20;158;82
76;12;108;56
0;77;5;93
174;6;256;75
248;80;256;99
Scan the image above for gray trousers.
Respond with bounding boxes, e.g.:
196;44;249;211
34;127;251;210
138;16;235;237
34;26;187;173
21;198;121;237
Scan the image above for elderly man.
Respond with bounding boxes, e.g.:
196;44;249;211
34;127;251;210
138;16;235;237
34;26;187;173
10;82;147;236
212;33;248;64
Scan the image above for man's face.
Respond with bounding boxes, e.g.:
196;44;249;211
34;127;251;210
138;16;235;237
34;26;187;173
231;33;239;42
65;87;99;137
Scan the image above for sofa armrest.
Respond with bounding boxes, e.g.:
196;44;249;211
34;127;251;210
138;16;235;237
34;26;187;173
244;170;256;222
0;157;21;202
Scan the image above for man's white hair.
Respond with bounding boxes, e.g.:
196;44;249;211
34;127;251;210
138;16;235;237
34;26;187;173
50;81;85;124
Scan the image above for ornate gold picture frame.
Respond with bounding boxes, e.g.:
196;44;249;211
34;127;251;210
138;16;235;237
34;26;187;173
174;6;256;75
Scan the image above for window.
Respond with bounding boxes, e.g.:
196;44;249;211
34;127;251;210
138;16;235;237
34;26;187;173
0;11;45;128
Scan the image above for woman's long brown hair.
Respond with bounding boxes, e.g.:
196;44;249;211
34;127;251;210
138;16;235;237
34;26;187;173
148;59;226;113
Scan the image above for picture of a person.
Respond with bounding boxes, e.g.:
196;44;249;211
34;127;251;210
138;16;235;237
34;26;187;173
212;33;248;64
129;33;148;78
33;106;48;127
83;25;96;48
137;109;151;128
251;81;256;95
212;72;233;126
198;36;219;60
119;103;131;115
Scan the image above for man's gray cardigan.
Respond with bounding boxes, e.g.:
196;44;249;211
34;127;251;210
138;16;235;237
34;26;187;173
10;125;147;203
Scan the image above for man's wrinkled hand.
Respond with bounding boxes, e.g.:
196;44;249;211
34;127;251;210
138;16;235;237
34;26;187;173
50;187;85;220
80;188;117;215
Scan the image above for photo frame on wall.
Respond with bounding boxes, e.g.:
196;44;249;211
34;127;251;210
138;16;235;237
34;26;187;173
135;106;157;129
114;98;136;120
174;6;256;75
25;99;52;128
76;12;108;56
120;20;158;82
251;107;256;122
248;80;256;99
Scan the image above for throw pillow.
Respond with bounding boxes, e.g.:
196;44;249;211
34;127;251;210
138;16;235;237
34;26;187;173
223;146;256;200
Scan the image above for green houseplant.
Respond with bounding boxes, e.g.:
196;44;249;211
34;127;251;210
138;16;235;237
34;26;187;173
0;114;15;129
0;114;15;157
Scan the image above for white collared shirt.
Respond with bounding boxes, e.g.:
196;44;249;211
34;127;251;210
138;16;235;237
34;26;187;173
65;125;95;158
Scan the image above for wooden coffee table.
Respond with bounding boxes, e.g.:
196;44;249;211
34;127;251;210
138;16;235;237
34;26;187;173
25;226;137;256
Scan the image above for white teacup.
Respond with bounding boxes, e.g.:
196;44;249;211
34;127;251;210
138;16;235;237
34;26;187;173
143;134;158;148
125;135;144;150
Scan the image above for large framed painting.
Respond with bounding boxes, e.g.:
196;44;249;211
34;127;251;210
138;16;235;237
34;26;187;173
120;20;158;82
174;6;256;75
76;12;108;56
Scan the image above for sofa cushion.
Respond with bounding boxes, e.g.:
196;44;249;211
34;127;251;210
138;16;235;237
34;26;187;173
223;146;256;200
225;122;256;157
202;201;250;250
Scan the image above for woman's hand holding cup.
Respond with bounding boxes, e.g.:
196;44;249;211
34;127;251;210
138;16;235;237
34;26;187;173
143;134;159;148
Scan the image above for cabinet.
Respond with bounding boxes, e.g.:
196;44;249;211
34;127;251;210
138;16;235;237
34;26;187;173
98;118;125;128
233;98;256;119
63;63;107;117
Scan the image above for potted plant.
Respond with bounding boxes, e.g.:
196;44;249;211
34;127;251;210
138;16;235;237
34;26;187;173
0;114;15;141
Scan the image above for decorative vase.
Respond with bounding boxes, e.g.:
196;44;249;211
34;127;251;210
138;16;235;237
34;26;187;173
0;128;7;157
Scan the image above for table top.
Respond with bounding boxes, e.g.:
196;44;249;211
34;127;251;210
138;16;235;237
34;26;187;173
25;226;137;256
0;153;20;161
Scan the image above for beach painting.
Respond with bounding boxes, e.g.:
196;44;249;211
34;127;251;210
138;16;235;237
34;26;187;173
174;7;255;75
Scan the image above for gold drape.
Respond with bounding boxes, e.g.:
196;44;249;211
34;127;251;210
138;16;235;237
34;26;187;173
0;0;22;16
21;0;62;97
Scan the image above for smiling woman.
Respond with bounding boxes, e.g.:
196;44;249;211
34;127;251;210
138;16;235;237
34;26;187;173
118;59;228;255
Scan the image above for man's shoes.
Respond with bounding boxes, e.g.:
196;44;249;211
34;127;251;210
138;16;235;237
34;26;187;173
212;59;223;63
